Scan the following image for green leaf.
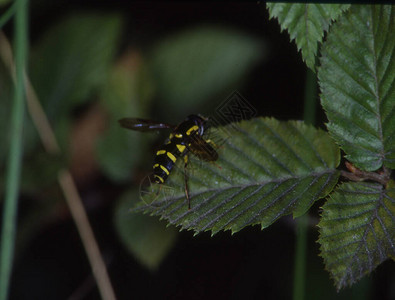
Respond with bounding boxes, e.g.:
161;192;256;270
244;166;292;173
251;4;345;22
136;118;340;235
96;54;154;182
114;189;178;270
149;25;265;117
267;3;349;70
318;182;395;290
96;121;146;182
30;13;122;122
319;5;395;171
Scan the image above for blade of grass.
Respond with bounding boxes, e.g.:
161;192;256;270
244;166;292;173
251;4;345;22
0;1;28;299
58;170;116;300
0;30;60;154
0;2;16;29
1;20;116;300
293;68;317;300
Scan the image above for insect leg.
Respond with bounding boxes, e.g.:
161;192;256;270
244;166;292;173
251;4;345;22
183;155;191;210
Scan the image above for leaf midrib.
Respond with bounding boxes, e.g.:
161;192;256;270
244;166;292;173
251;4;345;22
363;7;386;162
146;168;337;210
340;185;387;285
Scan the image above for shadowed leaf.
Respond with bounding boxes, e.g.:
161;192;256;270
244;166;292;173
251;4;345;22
97;52;154;182
318;181;395;290
115;189;178;270
149;25;265;117
30;13;122;122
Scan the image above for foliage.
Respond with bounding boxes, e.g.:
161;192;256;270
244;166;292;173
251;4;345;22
29;13;122;151
274;4;393;290
149;25;265;118
30;13;122;120
319;181;395;290
0;2;393;295
131;4;394;290
1;11;270;274
267;3;350;70
319;5;395;171
96;52;153;182
115;189;178;270
136;119;340;235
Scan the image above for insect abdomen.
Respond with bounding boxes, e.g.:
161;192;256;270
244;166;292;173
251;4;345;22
152;117;202;184
153;141;185;184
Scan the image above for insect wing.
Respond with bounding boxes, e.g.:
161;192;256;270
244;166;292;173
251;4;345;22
118;118;175;132
188;135;218;162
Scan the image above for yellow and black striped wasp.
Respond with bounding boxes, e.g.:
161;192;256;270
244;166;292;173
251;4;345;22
119;114;218;209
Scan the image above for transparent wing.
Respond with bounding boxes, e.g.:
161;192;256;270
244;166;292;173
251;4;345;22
118;118;175;132
188;134;218;162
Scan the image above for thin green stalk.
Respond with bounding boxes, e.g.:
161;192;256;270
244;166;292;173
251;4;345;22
293;68;317;300
0;2;17;29
0;1;28;299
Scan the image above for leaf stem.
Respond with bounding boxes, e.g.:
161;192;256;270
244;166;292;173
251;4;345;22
58;170;117;300
341;164;391;186
0;1;28;299
0;31;61;154
293;68;317;300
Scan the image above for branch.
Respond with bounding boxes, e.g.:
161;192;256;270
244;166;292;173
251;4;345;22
341;162;391;185
58;170;116;300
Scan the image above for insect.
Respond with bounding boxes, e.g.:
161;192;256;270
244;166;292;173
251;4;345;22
119;114;218;209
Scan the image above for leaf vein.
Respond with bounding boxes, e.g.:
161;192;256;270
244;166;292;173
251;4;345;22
199;185;266;232
234;124;294;175
216;182;281;232
292;123;329;168
256;119;313;171
186;186;251;228
221;139;274;178
241;179;302;228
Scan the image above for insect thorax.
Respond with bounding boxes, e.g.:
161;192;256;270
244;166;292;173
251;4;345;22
152;116;206;184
